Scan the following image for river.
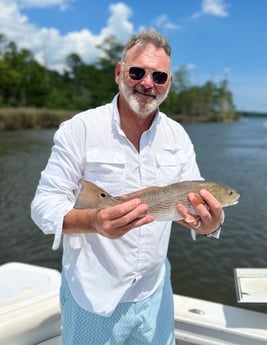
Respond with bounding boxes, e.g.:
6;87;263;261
0;117;267;312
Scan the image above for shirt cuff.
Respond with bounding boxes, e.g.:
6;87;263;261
190;210;225;240
204;226;222;238
52;205;74;250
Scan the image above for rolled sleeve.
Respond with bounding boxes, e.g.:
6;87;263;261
31;181;76;249
31;118;86;249
52;204;73;250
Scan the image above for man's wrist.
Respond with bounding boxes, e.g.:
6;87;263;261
205;210;225;238
204;224;222;237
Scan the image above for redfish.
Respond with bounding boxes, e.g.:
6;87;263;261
74;180;239;221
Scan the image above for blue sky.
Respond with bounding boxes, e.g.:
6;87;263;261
0;0;266;112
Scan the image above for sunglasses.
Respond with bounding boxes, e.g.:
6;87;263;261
128;66;168;85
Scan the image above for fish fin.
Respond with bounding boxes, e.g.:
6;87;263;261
115;186;161;202
191;194;206;206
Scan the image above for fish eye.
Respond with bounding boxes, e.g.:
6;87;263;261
100;193;106;198
228;189;233;196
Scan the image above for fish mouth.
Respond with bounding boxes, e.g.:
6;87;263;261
224;199;239;207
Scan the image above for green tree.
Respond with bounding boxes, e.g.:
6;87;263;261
173;65;190;93
0;32;237;122
95;35;124;102
66;53;84;96
0;41;48;106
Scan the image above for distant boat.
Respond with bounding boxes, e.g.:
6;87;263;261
1;262;267;345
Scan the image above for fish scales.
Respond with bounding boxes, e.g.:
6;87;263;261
137;188;184;221
125;181;213;221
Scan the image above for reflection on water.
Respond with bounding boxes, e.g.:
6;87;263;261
0;130;61;268
170;118;267;312
0;118;267;312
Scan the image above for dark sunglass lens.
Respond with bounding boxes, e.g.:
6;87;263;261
129;67;145;80
153;72;168;84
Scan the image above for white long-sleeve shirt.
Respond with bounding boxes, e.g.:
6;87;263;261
31;95;202;316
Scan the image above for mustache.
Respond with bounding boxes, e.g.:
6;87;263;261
134;85;156;97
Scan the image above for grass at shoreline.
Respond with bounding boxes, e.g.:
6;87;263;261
0;108;77;130
0;107;243;130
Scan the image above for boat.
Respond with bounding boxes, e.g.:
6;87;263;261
1;262;267;345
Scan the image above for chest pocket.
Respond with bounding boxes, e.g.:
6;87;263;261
155;151;186;185
84;149;125;195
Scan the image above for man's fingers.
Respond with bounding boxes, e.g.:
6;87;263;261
94;199;153;238
108;202;151;228
176;189;223;234
101;198;142;220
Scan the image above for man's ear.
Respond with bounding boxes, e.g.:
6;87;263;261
115;62;122;85
169;74;173;86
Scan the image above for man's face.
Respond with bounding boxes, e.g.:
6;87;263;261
116;44;172;117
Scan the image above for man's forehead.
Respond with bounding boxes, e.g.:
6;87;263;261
125;43;170;62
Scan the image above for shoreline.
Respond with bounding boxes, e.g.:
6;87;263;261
0;108;77;131
1;107;265;131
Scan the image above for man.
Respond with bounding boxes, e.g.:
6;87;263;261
31;29;223;345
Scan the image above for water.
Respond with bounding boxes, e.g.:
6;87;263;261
0;117;267;312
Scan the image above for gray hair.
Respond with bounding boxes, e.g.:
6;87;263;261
122;28;171;61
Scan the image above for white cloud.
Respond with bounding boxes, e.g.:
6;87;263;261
154;14;179;30
0;0;134;72
193;0;229;18
101;3;133;41
18;0;74;10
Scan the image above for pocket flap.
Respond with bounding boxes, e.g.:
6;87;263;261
86;149;125;164
155;153;183;166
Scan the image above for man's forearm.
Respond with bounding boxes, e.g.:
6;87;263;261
63;208;98;234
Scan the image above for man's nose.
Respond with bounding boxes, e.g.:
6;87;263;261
140;72;154;88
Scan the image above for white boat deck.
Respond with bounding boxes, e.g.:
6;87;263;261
173;294;267;345
1;262;267;345
234;268;267;304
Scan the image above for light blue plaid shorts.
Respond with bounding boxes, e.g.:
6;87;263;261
60;261;175;345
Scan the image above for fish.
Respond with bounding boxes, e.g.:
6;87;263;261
74;180;240;222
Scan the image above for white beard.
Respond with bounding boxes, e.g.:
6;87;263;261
119;76;169;118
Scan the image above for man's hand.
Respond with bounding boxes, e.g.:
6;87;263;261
176;189;224;235
63;198;154;238
91;198;154;238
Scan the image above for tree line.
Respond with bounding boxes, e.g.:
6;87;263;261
0;33;237;122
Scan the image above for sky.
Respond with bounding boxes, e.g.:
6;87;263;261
0;0;266;112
